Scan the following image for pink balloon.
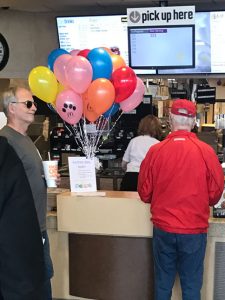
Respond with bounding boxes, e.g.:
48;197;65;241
70;49;80;56
120;78;145;112
56;89;83;125
53;54;72;86
65;56;93;94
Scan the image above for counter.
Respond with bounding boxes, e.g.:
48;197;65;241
48;191;225;300
57;191;150;237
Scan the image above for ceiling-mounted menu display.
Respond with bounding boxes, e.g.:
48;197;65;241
56;11;225;75
56;15;127;60
159;11;225;74
56;15;155;75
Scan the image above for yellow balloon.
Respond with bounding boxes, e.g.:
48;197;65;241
111;54;126;72
57;82;66;94
51;100;56;108
28;66;58;103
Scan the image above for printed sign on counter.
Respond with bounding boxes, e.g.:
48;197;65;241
68;157;97;192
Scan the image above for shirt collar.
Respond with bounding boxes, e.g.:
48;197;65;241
167;130;197;139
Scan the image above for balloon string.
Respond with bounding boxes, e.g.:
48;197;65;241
63;110;123;159
78;118;90;157
106;103;116;118
94;115;104;147
97;111;123;151
63;121;83;151
88;115;103;157
70;124;85;150
73;124;86;151
93;117;109;153
80;117;95;158
74;122;86;149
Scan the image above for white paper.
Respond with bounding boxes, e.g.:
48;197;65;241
214;189;225;208
68;157;97;192
0;112;7;129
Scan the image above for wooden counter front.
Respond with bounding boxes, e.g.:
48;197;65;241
54;191;225;300
57;191;152;237
57;191;154;300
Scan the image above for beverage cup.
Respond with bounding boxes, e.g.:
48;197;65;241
42;160;58;188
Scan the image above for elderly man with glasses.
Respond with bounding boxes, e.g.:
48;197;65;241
0;86;58;300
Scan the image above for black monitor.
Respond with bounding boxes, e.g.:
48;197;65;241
128;25;195;70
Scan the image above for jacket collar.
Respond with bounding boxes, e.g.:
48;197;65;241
167;130;197;139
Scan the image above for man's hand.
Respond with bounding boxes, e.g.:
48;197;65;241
55;173;61;187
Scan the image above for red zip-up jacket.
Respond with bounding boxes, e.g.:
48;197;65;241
138;130;224;234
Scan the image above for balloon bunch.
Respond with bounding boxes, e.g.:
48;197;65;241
28;47;145;158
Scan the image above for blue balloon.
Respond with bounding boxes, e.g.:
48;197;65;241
87;48;113;80
47;48;69;71
103;103;120;118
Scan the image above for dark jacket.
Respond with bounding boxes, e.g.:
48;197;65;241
0;137;46;300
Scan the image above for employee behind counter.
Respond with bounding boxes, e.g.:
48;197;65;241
120;115;162;191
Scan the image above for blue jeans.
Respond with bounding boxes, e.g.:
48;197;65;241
153;226;207;300
42;231;54;300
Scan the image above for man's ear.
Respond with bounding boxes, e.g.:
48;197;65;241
168;113;174;131
191;119;196;129
8;103;15;114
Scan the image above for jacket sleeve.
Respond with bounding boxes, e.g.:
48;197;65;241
137;148;154;203
205;148;224;206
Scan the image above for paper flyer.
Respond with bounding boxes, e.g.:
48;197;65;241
68;157;97;192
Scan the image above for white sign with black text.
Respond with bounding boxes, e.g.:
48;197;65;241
68;157;97;192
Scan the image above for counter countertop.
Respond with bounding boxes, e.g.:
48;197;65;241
56;190;150;237
55;191;225;238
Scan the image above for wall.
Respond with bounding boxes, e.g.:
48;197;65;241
1;9;225;87
208;79;225;100
0;10;58;79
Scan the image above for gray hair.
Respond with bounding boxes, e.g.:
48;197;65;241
2;87;19;116
170;113;195;131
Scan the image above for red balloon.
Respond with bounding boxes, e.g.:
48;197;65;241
111;66;137;103
77;49;90;58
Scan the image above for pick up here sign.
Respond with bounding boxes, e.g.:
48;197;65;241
127;6;195;26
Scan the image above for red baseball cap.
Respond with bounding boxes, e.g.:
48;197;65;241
171;99;196;118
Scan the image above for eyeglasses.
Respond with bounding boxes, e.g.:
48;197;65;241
11;100;37;109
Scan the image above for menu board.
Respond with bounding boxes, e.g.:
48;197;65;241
56;11;225;75
56;15;156;75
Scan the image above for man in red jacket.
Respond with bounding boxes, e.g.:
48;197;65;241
138;99;224;300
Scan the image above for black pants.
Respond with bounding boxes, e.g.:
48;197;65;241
0;285;47;300
120;172;139;191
